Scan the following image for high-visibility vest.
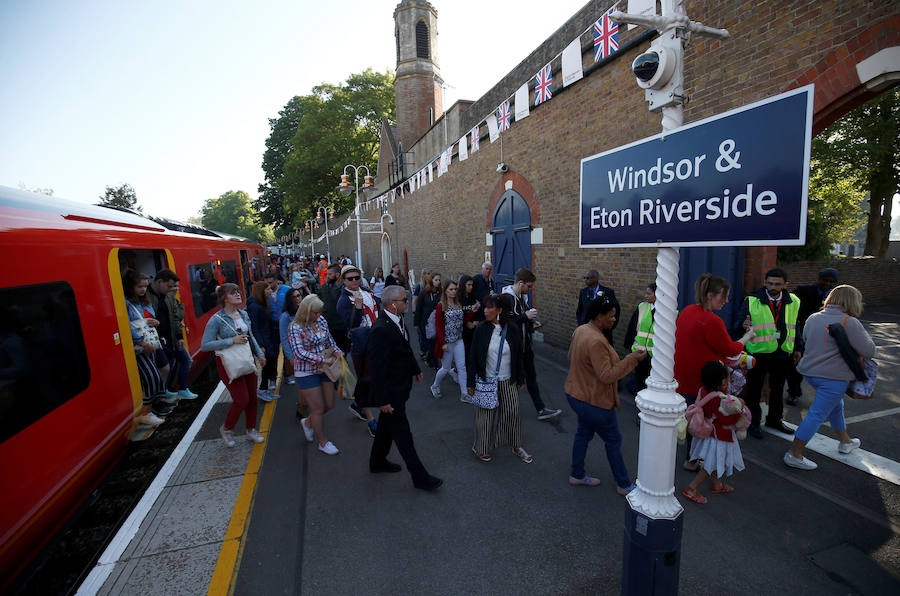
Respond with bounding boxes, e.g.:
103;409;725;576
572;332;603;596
631;302;655;356
745;294;799;354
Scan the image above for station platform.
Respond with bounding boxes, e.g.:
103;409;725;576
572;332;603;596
76;313;900;595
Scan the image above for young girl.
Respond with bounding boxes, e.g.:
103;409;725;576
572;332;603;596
431;280;466;400
681;360;746;504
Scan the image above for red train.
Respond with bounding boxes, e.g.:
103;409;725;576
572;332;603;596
0;186;266;587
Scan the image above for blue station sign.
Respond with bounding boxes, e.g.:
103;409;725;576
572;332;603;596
580;86;813;248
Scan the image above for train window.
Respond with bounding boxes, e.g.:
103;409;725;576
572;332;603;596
187;260;239;317
0;282;91;444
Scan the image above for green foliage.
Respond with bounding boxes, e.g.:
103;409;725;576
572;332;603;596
201;190;274;243
811;89;899;257
778;169;866;262
98;183;141;212
256;69;395;235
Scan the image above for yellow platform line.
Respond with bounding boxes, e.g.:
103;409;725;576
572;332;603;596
207;398;277;595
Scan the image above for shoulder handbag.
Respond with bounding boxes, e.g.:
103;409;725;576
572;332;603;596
214;313;260;383
128;302;162;351
471;325;507;410
826;316;877;399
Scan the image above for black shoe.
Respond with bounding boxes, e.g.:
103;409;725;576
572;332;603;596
748;425;764;439
413;475;443;491
370;460;402;473
786;396;799;406
348;402;367;421
765;420;794;434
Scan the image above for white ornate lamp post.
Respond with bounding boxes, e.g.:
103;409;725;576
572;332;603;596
610;2;729;594
337;165;376;274
316;205;335;262
303;219;317;257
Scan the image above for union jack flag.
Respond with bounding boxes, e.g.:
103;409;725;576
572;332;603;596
471;125;480;152
497;100;511;132
534;63;552;105
593;9;619;62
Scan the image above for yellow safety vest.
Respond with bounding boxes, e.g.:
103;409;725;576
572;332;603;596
746;294;799;354
631;302;655;356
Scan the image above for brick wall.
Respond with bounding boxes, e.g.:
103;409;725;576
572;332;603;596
334;0;898;351
776;257;900;308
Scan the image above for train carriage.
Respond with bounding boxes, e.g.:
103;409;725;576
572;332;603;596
0;186;265;586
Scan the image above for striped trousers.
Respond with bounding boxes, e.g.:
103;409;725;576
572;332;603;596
473;378;523;455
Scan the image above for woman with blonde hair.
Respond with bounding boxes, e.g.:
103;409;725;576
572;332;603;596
289;294;342;455
784;285;876;470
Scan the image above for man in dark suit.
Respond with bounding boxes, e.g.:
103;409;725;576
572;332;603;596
368;285;442;491
472;261;495;303
786;267;839;404
576;269;619;343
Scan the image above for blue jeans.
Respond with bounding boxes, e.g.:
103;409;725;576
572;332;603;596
794;377;850;442
566;394;631;488
164;345;192;389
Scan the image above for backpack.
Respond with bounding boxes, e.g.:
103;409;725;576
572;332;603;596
685;389;720;439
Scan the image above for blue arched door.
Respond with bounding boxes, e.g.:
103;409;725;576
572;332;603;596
491;189;531;291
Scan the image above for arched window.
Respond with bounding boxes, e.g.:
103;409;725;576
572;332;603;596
416;21;430;59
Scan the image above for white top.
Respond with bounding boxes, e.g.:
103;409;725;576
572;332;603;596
370;278;386;298
232;315;249;334
485;323;511;381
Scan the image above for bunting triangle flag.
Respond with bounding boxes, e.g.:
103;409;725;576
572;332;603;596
514;84;529;121
487;114;499;143
428;162;433;182
471;125;480;153
459;136;468;161
562;38;583;86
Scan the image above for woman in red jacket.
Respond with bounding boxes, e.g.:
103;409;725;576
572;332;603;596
674;274;754;471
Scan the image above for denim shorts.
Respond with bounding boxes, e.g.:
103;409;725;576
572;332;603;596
294;372;330;389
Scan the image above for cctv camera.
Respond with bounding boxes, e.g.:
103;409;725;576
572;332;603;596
496;162;508;173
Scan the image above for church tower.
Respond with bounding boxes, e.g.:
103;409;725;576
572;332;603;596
393;0;443;152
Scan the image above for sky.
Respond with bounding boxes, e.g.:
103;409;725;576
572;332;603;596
2;0;897;238
0;0;591;222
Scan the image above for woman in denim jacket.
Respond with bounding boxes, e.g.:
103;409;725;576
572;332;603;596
201;283;267;447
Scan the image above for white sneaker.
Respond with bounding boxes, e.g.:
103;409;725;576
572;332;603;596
301;418;315;442
318;441;339;455
267;380;277;391
136;413;164;426
783;452;817;470
246;428;265;443
838;438;861;454
430;385;442;399
219;425;236;448
258;390;276;402
286;376;296;385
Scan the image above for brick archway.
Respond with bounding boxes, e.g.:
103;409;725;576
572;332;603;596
786;17;899;134
745;16;899;288
485;170;541;229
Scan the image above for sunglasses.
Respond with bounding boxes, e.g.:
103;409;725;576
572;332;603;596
344;275;360;281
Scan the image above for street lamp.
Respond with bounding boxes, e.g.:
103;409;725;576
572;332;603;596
304;218;318;257
610;2;729;594
316;205;335;262
337;165;375;274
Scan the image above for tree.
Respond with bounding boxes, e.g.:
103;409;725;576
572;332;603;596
201;190;274;243
255;69;395;236
98;184;142;212
814;89;899;257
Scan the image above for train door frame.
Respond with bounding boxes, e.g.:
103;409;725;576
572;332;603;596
107;248;177;421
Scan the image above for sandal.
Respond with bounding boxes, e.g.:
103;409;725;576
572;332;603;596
711;483;734;494
472;448;492;462
681;487;707;504
513;447;534;464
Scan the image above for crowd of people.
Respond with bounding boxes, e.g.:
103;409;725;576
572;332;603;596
154;252;874;500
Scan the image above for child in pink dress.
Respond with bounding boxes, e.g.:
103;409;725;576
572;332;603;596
681;360;746;504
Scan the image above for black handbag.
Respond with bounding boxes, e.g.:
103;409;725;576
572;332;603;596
827;319;867;382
